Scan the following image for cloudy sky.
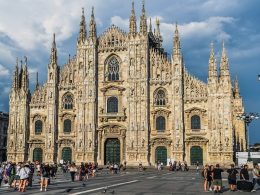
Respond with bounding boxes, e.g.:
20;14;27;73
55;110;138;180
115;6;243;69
0;0;259;144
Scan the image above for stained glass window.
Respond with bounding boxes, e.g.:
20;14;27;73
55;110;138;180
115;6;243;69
107;57;119;81
63;93;73;109
155;89;166;106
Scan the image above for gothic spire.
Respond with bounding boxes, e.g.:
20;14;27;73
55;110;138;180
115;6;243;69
22;56;29;90
234;75;240;98
78;7;87;44
149;17;152;33
155;18;160;37
220;40;230;77
89;7;97;39
208;42;217;78
173;23;181;61
139;0;147;34
35;72;39;90
12;57;19;89
50;33;57;65
129;1;137;35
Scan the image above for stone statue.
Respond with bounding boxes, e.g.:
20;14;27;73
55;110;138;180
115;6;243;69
142;139;145;147
89;139;92;148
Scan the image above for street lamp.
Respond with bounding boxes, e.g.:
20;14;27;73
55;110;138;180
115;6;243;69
237;112;259;162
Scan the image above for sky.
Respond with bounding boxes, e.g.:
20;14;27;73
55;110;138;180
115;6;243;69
0;0;259;144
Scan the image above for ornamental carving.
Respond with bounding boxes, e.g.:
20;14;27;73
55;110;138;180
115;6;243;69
150;138;172;146
57;139;75;147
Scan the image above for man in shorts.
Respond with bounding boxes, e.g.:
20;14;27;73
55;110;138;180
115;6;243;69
212;164;224;193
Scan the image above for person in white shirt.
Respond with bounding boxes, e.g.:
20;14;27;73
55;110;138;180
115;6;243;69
18;163;30;192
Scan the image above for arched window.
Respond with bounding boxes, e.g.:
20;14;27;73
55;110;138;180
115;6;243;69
155;89;166;106
35;120;43;134
107;57;119;81
191;115;201;129
64;119;72;133
156;116;166;132
63;93;73;109
107;97;118;113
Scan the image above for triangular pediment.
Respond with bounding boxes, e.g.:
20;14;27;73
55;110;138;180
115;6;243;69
185;107;206;113
100;85;126;93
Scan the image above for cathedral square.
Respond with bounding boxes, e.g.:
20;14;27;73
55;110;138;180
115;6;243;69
7;2;246;167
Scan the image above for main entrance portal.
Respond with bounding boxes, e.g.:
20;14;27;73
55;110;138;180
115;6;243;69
104;138;120;164
190;146;203;165
155;146;167;165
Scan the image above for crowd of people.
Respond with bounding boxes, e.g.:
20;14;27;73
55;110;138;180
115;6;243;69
202;163;260;193
0;161;100;192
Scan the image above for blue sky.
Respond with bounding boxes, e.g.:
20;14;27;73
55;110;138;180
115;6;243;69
0;0;259;144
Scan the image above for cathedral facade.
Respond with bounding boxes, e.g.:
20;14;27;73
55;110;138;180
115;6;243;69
7;3;246;166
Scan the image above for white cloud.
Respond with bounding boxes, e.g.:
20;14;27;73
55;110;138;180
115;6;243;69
110;16;128;31
0;64;10;76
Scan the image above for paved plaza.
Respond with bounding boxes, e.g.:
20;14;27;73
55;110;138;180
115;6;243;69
0;168;258;195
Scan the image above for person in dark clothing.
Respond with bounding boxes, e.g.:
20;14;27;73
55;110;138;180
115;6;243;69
212;164;224;193
227;164;238;191
240;164;249;180
40;164;51;192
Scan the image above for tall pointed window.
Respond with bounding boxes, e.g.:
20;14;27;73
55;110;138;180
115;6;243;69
35;120;43;134
64;119;72;133
63;93;73;109
191;115;201;130
107;96;118;113
155;89;166;106
107;57;119;81
156;116;166;132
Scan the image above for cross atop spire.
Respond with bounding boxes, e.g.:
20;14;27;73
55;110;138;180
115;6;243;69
78;7;87;44
129;1;137;35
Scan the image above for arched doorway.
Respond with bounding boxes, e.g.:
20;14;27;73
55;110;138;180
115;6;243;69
104;138;120;164
155;146;167;165
190;146;203;165
33;148;43;163
62;147;72;163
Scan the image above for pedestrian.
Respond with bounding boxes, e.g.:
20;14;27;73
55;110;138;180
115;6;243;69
79;163;87;185
69;163;77;182
196;161;199;172
240;164;249;181
208;165;214;191
7;162;16;188
13;162;21;190
227;164;238;191
18;163;30;192
40;163;51;192
203;164;209;192
212;164;224;193
252;163;260;192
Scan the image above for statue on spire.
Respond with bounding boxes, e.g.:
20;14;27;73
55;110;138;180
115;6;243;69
140;0;147;34
50;33;57;65
208;42;217;78
78;7;87;44
173;23;181;61
89;7;97;39
234;75;240;98
129;1;137;35
220;40;230;76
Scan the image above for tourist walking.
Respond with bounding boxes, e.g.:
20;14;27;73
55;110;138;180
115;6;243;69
212;164;224;193
227;164;238;191
18;163;30;192
40;163;51;192
252;163;260;192
7;162;16;188
69;163;77;182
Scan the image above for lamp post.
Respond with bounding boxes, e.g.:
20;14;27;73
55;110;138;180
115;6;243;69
237;113;259;162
